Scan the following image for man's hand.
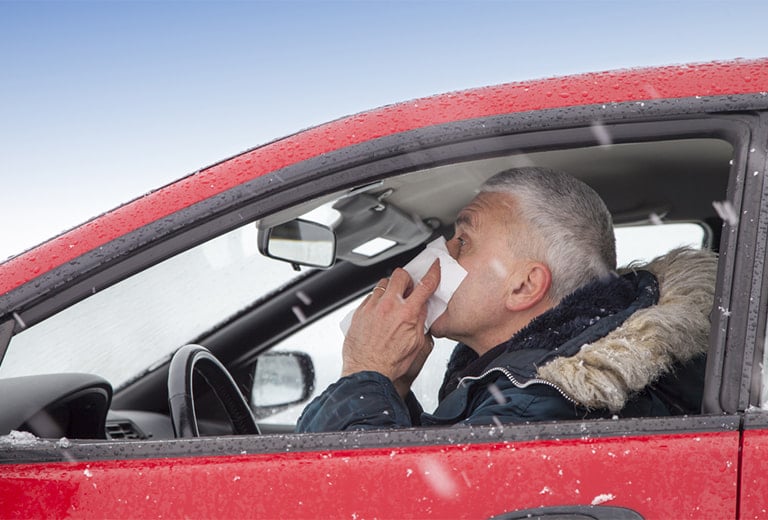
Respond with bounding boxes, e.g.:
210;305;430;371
341;260;441;398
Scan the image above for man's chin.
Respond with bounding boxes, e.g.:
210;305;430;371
428;315;448;338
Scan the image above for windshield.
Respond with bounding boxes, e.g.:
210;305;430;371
0;223;301;388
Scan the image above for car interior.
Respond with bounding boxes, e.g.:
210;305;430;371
0;124;737;443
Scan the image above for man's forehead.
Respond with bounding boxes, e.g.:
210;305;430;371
456;192;517;226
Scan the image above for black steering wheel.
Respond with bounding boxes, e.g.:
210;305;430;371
167;344;260;437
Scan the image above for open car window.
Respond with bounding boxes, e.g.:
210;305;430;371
263;220;710;426
0;133;736;434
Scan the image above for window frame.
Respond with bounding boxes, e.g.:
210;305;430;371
2;98;765;461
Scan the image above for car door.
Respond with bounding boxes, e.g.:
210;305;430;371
731;111;768;520
2;64;768;519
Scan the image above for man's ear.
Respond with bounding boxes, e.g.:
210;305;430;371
506;262;552;312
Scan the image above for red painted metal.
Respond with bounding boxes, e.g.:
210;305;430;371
0;430;739;518
739;427;768;519
1;59;767;296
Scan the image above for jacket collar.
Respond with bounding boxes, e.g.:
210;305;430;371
439;268;659;399
537;247;717;412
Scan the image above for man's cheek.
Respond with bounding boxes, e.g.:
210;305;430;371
442;283;465;316
431;289;460;332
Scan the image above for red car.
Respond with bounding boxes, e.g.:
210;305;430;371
2;59;768;519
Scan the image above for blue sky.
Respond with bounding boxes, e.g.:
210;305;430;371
1;0;767;259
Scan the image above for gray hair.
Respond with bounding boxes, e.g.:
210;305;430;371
480;166;616;302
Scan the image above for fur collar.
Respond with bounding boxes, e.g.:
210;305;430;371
439;260;658;401
536;247;717;412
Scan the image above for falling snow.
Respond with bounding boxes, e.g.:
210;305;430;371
12;312;26;329
590;121;612;146
291;305;308;323
487;383;507;405
418;457;459;499
712;200;739;226
296;291;312;305
489;258;509;279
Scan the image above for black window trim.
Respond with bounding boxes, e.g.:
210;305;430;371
0;414;741;465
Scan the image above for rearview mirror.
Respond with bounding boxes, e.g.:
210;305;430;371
250;351;315;419
258;219;336;268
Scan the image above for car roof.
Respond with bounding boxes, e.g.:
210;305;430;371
2;58;768;296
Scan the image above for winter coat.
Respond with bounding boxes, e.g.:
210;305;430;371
296;248;717;433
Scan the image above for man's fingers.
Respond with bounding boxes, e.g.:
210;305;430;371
385;267;413;297
408;259;441;306
378;260;440;312
371;277;389;296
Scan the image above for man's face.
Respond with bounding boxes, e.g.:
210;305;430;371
429;192;533;352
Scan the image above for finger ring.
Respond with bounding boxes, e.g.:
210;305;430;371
373;286;386;293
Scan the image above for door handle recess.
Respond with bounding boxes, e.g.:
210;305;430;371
489;505;643;520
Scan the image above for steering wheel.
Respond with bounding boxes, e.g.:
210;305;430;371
167;344;260;437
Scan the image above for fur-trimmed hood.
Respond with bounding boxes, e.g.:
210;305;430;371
536;247;717;412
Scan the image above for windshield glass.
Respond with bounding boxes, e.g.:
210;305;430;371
0;222;301;388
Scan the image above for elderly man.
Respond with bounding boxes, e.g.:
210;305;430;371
297;167;715;431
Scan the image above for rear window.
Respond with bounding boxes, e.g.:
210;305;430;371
615;222;709;264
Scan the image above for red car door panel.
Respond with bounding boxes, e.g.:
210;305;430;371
740;414;768;519
1;417;739;518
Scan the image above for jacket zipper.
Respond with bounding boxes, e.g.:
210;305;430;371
458;366;580;406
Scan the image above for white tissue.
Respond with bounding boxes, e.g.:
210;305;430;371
340;237;467;335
